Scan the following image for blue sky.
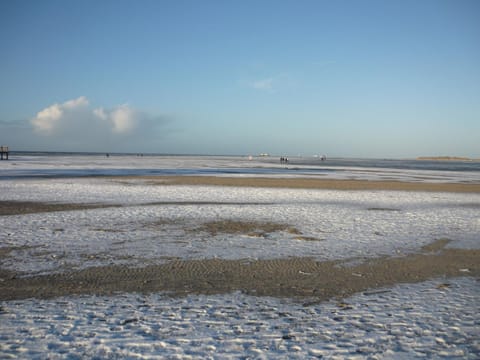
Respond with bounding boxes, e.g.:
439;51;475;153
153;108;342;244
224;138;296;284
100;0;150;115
1;0;479;157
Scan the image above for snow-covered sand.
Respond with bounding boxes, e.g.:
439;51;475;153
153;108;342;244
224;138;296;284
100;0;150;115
1;179;479;275
1;278;478;359
1;155;479;358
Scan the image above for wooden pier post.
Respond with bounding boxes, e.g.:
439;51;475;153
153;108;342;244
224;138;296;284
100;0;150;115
0;146;9;160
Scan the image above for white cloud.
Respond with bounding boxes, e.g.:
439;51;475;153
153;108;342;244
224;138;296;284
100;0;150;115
251;78;274;91
93;107;108;120
20;96;171;152
63;96;89;109
95;104;138;134
31;96;89;135
32;97;139;136
31;104;63;134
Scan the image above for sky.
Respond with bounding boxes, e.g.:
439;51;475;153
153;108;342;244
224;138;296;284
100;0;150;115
0;0;479;158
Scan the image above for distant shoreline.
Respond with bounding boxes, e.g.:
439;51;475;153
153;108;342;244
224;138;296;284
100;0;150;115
416;156;479;162
6;151;480;162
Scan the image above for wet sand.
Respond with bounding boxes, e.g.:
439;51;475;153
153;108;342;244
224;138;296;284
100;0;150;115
1;241;478;301
0;201;121;216
129;176;480;193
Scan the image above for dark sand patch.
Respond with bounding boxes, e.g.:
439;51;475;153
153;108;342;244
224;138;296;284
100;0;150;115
293;236;322;241
0;201;274;216
90;228;127;233
421;238;451;252
196;220;296;236
194;220;318;241
367;207;401;212
0;201;121;216
0;245;40;258
1;242;478;302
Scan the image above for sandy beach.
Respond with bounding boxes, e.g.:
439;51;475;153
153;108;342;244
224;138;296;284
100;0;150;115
1;169;479;358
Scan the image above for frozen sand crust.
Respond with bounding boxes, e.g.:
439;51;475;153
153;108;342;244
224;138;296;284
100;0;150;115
1;277;479;359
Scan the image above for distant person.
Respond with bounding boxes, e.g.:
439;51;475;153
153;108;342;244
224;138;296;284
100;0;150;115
106;153;110;158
